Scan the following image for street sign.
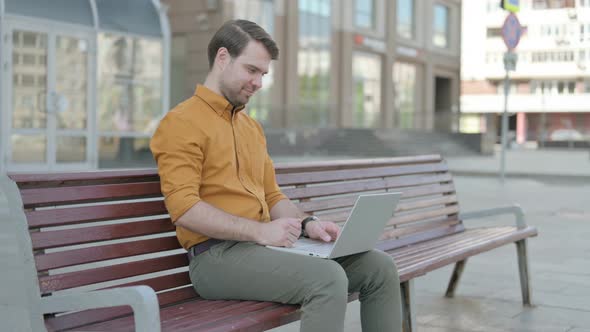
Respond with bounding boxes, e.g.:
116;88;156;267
503;52;518;71
502;13;523;51
500;0;520;13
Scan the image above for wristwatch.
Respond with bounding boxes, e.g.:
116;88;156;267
300;215;319;238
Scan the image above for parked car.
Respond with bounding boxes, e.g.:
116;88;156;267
550;129;584;141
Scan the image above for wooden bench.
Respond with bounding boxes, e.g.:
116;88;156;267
2;154;538;332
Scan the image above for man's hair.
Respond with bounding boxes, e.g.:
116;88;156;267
207;19;279;69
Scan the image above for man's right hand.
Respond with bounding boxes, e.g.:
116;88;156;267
255;217;301;247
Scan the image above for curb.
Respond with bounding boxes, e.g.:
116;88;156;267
448;169;590;184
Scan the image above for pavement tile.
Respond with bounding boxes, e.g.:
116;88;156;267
512;305;590;329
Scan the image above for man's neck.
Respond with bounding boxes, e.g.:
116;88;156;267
203;76;222;97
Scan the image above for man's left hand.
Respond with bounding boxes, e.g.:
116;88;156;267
305;220;340;242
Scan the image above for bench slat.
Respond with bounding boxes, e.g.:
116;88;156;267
114;271;191;292
35;236;181;271
394;228;516;265
390;228;495;258
389;205;460;227
26;200;168;228
31;218;174;250
20;182;163;208
45;286;199;331
376;223;465;252
38;252;187;293
10;169;158;188
395;226;538;282
274;155;443;173
276;162;448;186
381;217;460;240
281;173;452;200
296;191;457;213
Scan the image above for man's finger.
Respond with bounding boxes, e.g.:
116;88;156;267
313;224;331;242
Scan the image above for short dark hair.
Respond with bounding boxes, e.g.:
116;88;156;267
207;19;279;69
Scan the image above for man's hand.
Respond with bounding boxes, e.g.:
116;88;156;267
255;217;301;247
305;220;340;242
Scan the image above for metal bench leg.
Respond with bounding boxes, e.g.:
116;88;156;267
516;239;533;306
445;259;467;298
401;280;416;332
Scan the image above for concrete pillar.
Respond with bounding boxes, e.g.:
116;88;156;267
516;112;526;144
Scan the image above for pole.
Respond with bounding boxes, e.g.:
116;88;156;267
500;64;510;183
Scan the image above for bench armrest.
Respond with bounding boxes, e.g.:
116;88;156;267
40;286;160;332
459;204;527;229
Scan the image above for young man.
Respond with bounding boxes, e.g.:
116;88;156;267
150;19;402;332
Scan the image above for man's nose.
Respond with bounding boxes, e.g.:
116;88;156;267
252;74;262;90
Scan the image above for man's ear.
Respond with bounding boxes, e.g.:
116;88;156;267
215;47;230;70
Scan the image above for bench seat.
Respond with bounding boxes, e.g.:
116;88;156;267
75;226;536;332
3;154;537;332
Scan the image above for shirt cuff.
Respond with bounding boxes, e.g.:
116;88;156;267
164;188;201;223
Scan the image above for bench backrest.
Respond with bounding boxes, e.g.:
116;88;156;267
8;154;461;331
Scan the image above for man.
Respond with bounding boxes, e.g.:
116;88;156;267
150;19;402;332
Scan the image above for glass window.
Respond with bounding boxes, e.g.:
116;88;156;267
98;34;163;134
234;0;276;127
98;136;154;168
355;0;376;30
11;134;46;163
397;0;414;39
297;0;332;127
11;31;48;130
56;36;88;131
393;62;417;129
352;52;382;128
433;4;450;48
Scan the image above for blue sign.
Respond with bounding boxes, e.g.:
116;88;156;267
502;13;523;50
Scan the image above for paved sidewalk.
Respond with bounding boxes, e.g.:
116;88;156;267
445;148;590;181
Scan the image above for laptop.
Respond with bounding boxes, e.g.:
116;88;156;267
266;192;401;259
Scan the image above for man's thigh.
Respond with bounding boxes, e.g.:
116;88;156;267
189;241;347;304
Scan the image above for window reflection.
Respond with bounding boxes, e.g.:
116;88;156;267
56;36;88;130
56;136;86;162
397;0;414;39
355;0;376;30
11;134;46;163
393;62;417;129
433;4;450;48
234;0;275;127
98;136;155;168
352;52;382;128
98;34;163;134
298;0;332;127
12;31;48;130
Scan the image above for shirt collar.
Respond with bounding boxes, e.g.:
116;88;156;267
194;85;245;120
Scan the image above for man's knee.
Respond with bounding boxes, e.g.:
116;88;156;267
308;260;349;301
363;250;400;284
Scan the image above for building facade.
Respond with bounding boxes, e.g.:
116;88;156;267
461;0;590;144
0;0;170;173
165;0;462;131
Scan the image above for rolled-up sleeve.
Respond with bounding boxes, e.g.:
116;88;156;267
150;113;204;223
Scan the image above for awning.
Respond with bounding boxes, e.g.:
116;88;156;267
3;0;163;37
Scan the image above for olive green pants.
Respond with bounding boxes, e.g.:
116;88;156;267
189;241;402;332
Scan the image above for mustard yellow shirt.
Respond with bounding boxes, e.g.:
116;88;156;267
150;85;288;249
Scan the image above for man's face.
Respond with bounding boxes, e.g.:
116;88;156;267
218;41;271;107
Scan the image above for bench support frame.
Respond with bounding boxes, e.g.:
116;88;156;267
400;280;416;332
